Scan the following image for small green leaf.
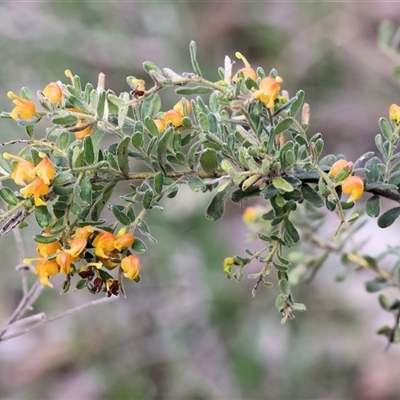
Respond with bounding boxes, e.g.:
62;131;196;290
379;117;393;141
33;233;59;244
116;136;130;175
52;114;79;126
285;219;300;242
91;182;116;221
79;174;92;205
97;90;106;119
52;172;75;187
206;182;233;221
365;278;388;293
35;205;52;228
56;131;71;152
275;294;285;311
142;188;154;209
272;177;294;192
138;221;157;242
154;171;163;194
109;204;131;225
131;132;143;149
143;61;164;76
83;135;95;165
274;118;293;136
199;149;219;173
183;174;206;192
366;195;380;218
132;237;147;253
189;40;202;77
144;117;160;137
176;86;212;95
301;184;324;207
378;206;400;228
157;126;174;171
0;187;19;206
289;90;305;117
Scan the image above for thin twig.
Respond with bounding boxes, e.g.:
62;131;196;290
0;296;117;341
0;280;43;339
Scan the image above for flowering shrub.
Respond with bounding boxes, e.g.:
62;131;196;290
2;40;400;345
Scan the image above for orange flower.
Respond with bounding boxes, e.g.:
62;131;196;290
173;99;192;116
341;176;364;202
35;259;59;287
75;120;94;140
93;231;116;259
7;91;36;121
73;226;94;240
253;76;283;108
66;237;87;259
121;255;141;280
56;251;73;274
329;159;353;179
36;239;60;258
232;52;257;83
3;153;35;185
164;109;184;127
32;155;55;185
43;82;63;104
20;178;49;206
154;119;166;132
114;233;134;251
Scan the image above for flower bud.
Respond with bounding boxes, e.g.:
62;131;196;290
43;82;63;104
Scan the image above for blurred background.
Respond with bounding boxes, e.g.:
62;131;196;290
1;1;400;399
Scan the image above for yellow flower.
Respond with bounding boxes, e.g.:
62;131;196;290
243;206;257;224
43;82;63;104
389;104;400;123
252;76;283;108
56;251;73;274
223;257;235;275
341;175;364;202
121;254;141;280
232;52;257;83
329;159;353;179
74;120;94;140
31;155;55;185
35;258;59;287
3;153;35;185
173;99;192;116
7;91;36;121
164;109;184;127
92;231;116;259
20;178;49;206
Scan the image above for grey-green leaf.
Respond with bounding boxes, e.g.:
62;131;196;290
366;195;380;218
378;206;400;228
206;182;233;221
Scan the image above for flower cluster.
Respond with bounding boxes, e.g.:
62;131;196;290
329;159;364;202
4;152;55;206
23;226;139;291
231;52;283;109
154;99;192;132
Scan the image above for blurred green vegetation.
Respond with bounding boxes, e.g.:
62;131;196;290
1;1;400;399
